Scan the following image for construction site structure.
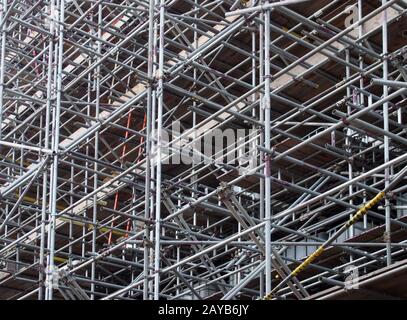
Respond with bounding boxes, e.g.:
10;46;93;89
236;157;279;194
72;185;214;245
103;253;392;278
0;0;407;300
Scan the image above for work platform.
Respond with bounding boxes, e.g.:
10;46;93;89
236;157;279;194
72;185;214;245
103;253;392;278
0;0;406;300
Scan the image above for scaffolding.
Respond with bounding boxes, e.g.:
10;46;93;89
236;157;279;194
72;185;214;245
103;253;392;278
0;0;407;300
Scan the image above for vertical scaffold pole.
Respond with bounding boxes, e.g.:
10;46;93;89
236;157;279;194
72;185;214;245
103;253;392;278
144;0;155;300
0;0;7;140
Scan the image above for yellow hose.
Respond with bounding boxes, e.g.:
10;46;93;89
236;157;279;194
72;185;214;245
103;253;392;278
263;190;386;300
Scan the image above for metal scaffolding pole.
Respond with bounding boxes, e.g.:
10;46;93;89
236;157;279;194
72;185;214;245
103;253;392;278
0;0;406;301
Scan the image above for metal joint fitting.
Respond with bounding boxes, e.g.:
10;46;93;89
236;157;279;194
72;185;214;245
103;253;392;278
341;117;350;126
